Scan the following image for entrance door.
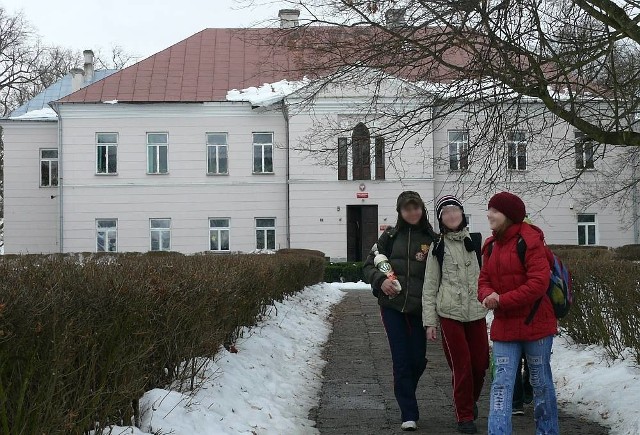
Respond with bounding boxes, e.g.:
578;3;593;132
347;205;379;262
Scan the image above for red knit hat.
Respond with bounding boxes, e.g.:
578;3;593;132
488;192;526;223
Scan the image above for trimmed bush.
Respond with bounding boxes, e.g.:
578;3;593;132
324;262;364;283
0;251;324;434
613;244;640;261
560;256;640;365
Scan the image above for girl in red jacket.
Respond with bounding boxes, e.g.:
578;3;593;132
478;192;559;435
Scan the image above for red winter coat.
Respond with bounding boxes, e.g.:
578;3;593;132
478;222;557;342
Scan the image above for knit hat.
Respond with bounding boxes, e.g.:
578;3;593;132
436;195;464;219
435;195;468;232
396;191;424;212
488;192;526;223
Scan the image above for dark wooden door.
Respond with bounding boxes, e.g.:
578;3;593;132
347;205;378;262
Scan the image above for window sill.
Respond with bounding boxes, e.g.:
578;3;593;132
146;172;170;175
252;172;275;175
207;172;229;176
507;169;529;173
449;169;470;173
96;173;118;176
39;185;59;188
576;168;597;172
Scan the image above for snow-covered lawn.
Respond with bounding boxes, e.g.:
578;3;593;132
103;283;345;435
552;336;640;435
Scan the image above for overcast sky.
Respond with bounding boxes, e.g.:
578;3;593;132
1;0;291;61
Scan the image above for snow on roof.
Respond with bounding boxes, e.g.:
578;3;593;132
226;78;311;106
8;107;58;120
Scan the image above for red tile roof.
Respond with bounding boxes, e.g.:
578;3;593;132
58;26;468;104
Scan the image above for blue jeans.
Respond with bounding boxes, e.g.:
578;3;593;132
380;306;427;422
489;336;559;435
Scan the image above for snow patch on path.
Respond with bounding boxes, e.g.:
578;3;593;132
104;283;345;435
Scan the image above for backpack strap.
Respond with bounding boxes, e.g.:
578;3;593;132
433;235;445;275
486;236;526;265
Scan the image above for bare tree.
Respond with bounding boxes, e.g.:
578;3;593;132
241;0;640;222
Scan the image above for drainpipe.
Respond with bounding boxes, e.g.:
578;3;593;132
282;102;291;248
50;102;63;253
633;150;640;244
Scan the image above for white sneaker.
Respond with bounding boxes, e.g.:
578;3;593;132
401;421;418;431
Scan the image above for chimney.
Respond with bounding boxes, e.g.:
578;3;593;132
385;8;407;28
278;9;300;28
83;49;95;83
70;68;85;92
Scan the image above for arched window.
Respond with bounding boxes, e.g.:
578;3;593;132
352;122;371;180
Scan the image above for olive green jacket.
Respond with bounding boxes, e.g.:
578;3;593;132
422;230;488;327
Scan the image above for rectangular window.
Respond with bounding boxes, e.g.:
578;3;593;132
150;218;171;251
575;131;595;170
96;133;118;174
253;132;274;174
507;131;527;171
448;130;469;171
96;219;118;252
207;133;228;174
375;136;386;180
40;149;59;187
577;214;597;245
147;133;168;174
256;218;276;250
338;137;348;180
209;218;230;251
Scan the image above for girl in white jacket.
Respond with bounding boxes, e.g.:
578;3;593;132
422;196;489;434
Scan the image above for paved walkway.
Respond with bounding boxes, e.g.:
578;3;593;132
312;290;609;435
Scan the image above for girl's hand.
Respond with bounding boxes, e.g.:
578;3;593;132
426;326;438;342
482;292;500;309
381;279;400;297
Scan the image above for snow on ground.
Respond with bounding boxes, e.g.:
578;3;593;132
486;311;640;434
103;283;344;435
9;107;58;120
227;78;310;106
552;335;640;435
328;280;372;291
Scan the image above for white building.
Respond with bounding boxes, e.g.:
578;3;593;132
1;15;637;261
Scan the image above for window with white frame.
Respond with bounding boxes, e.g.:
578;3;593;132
40;149;59;187
209;218;230;251
96;133;118;174
577;214;597;245
147;133;168;174
448;130;469;171
507;131;527;171
150;218;171;251
96;219;117;252
253;132;274;174
256;218;276;250
207;133;228;174
575;131;595;170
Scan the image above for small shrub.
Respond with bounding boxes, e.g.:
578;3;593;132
613;244;640;261
324;262;364;283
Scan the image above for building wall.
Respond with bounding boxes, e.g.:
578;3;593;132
0;121;60;254
431;109;636;247
57;103;288;254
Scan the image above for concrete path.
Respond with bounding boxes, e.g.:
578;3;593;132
312;290;609;435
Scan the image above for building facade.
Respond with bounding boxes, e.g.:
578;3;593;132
1;23;637;260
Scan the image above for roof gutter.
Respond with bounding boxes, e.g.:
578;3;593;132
50;102;63;253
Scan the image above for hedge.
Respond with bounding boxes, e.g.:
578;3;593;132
0;251;325;434
559;254;640;365
324;262;365;283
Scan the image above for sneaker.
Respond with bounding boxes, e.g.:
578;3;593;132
401;421;418;431
457;421;478;434
512;406;525;416
473;402;479;420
